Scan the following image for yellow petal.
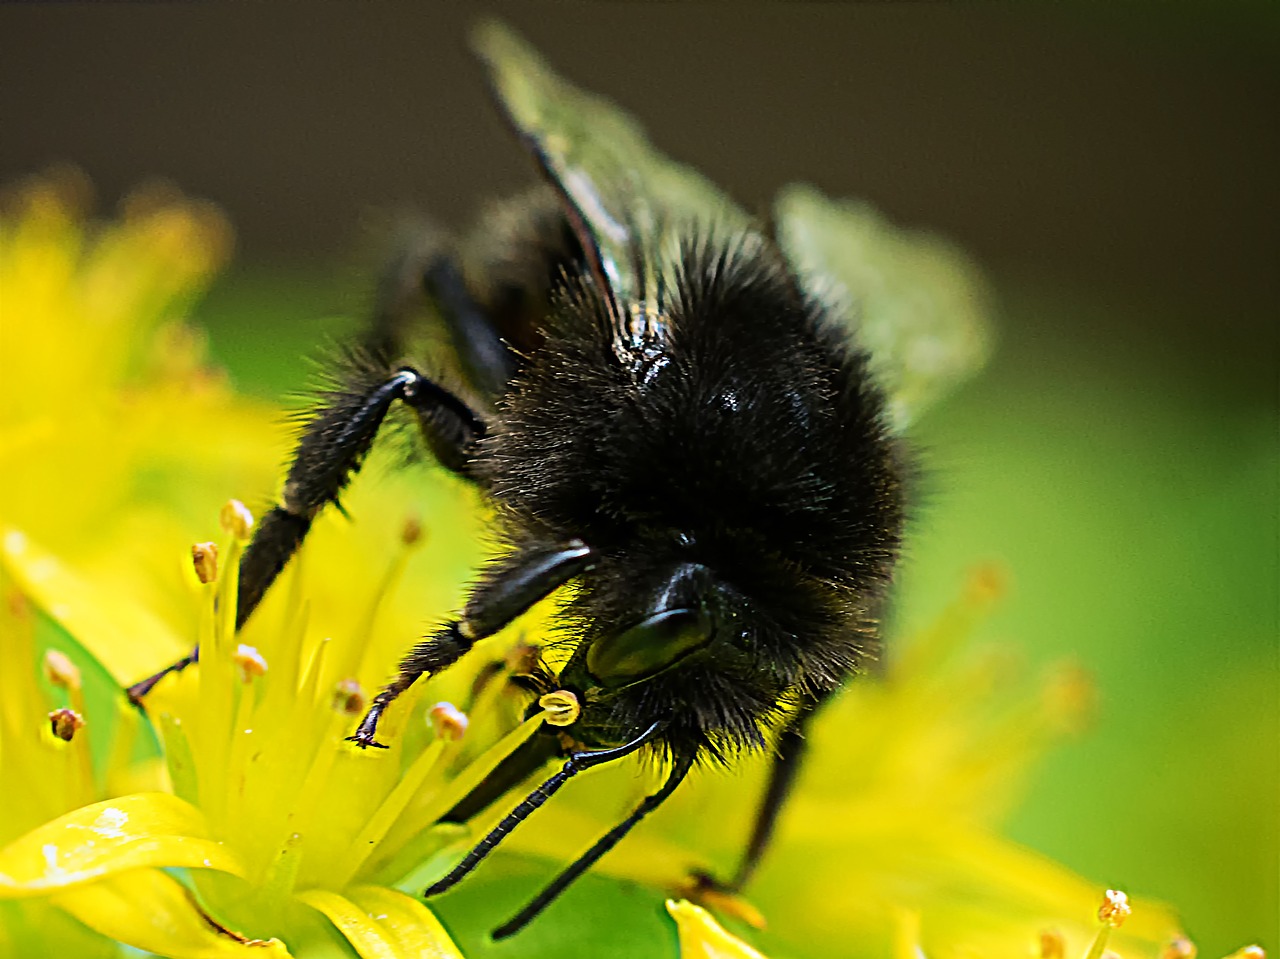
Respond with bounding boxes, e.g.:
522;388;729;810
297;885;462;959
0;793;243;897
667;899;768;959
51;867;290;958
1;527;185;683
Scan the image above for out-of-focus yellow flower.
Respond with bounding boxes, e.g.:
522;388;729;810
0;171;484;957
0;169;283;670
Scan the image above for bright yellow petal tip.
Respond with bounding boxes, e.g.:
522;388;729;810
52;868;290;959
667;899;768;959
298;886;462;959
0;793;243;898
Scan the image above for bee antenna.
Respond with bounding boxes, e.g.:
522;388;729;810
491;750;695;940
423;720;667;899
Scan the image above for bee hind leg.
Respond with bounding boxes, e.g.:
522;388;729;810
125;363;485;705
125;232;508;706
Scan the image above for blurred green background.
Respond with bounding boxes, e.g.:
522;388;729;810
2;3;1274;956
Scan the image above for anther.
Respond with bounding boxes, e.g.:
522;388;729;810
1098;890;1130;928
1039;929;1066;959
191;541;219;583
49;708;85;742
429;702;469;741
43;650;81;692
539;690;581;727
234;644;268;682
220;500;255;540
333;679;366;715
1162;941;1197;959
401;516;424;547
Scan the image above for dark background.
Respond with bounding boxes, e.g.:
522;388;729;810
2;3;1276;956
2;4;1276;323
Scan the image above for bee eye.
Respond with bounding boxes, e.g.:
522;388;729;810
586;607;715;687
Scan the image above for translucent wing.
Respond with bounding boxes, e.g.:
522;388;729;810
776;183;994;432
474;21;752;314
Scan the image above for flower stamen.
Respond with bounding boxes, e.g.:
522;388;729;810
429;702;469;742
48;707;84;742
43;649;81;692
234;644;268;683
333;678;366;715
1040;929;1066;958
1084;890;1130;959
219;499;254;541
191;541;219;584
1162;937;1197;959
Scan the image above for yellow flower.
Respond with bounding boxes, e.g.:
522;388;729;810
0;171;482;957
0;169;284;672
0;538;281;958
1;503;517;956
1;170;1260;958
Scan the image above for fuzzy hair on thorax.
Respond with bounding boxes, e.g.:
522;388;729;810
472;231;909;762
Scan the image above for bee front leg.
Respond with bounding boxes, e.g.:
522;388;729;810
347;539;595;748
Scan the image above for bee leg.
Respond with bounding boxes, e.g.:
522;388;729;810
694;686;836;895
124;649;199;704
125;364;484;704
420;720;669;899
347;539;595;748
421;252;515;402
491;751;696;940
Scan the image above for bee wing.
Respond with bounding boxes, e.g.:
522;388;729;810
775;183;994;432
473;21;751;312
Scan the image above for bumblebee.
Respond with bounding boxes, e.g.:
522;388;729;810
130;22;990;939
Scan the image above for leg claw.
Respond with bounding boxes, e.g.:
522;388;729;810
680;870;767;930
345;733;389;750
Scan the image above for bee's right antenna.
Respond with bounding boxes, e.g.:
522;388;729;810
423;719;667;898
492;749;695;941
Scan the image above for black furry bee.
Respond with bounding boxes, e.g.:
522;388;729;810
130;23;989;939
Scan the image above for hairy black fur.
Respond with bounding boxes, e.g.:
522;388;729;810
126;34;917;933
474;230;907;763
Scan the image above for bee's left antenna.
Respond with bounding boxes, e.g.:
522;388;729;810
492;749;695;940
423;720;667;898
